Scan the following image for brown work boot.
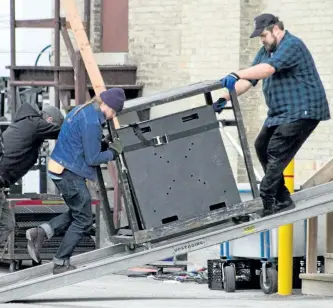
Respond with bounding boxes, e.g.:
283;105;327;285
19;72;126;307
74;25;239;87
53;259;77;275
26;227;47;263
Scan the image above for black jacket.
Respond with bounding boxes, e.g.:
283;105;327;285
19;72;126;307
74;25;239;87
0;103;61;186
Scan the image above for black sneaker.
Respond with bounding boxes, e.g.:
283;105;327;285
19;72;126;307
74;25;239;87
53;260;77;275
262;198;275;217
26;227;46;263
274;198;296;213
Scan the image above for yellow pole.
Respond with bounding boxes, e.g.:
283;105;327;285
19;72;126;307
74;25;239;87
278;159;294;295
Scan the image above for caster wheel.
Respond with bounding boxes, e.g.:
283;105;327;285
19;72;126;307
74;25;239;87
15;260;22;271
223;265;236;293
125;244;136;252
260;267;278;294
9;261;17;273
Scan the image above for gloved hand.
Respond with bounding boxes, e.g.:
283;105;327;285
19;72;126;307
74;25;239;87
109;138;123;158
101;139;109;152
101;134;112;152
220;72;240;90
212;97;227;114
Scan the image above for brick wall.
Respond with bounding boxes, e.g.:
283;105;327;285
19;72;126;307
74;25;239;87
53;0;333;186
128;0;241;176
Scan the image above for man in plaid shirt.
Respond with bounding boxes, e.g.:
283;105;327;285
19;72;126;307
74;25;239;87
214;13;330;218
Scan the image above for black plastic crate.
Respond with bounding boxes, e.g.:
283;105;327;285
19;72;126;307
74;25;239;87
207;259;224;290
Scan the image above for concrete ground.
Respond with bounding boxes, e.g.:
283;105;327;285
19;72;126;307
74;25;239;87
1;263;333;308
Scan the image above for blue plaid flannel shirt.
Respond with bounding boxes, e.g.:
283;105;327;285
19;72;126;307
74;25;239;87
249;31;330;127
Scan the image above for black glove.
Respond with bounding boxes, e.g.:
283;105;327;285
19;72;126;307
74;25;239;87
101;133;112;151
101;139;109;152
212;97;227;114
109;138;123;158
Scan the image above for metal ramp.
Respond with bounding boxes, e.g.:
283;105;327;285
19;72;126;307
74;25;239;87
0;181;333;302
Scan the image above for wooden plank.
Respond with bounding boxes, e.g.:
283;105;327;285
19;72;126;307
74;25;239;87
61;1;111;103
306;216;318;273
15;19;55;28
326;213;333;253
301;158;333;274
302;158;333;189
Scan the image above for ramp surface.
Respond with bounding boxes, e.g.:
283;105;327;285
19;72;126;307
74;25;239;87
0;182;333;303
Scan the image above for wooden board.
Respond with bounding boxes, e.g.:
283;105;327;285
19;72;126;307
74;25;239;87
301;158;333;273
61;0;120;128
302;158;333;189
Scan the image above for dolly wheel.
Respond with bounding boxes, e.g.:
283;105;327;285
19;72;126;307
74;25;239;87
9;261;17;273
125;244;136;252
223;265;236;293
260;267;278;294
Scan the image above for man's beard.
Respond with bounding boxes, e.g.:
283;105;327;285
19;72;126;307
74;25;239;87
264;35;277;52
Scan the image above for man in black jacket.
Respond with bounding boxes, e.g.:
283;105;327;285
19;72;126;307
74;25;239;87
0;103;63;246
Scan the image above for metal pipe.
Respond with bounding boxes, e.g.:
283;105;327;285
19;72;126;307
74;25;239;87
10;0;16;118
0;91;5;117
10;81;57;87
54;0;60;109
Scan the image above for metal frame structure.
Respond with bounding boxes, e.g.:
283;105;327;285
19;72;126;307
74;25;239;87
8;0;142;115
106;81;261;247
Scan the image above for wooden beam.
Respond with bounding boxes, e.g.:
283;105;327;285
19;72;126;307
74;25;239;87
326;213;333;254
306;217;318;273
302;158;333;189
15;19;55;28
61;1;110;99
301;158;333;274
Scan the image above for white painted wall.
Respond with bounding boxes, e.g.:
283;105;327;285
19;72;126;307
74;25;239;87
0;0;53;77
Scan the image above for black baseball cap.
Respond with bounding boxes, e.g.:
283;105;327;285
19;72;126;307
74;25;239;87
250;13;279;38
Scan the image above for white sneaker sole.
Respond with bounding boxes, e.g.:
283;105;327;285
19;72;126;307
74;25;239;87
26;229;40;263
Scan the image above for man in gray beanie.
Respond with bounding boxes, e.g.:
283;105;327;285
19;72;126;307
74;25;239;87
26;88;125;274
0;102;63;247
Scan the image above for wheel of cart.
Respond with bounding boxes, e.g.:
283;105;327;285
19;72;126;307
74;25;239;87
259;264;278;294
9;260;22;273
223;263;236;293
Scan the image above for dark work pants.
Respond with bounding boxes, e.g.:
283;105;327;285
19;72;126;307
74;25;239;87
254;119;319;205
41;170;93;264
0;190;15;245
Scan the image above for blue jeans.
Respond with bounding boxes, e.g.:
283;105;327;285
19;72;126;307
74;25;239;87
41;169;93;264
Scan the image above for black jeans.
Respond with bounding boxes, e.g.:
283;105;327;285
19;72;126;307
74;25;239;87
254;119;319;205
42;170;93;264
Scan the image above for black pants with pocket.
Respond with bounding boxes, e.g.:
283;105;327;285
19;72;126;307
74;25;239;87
254;119;319;204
